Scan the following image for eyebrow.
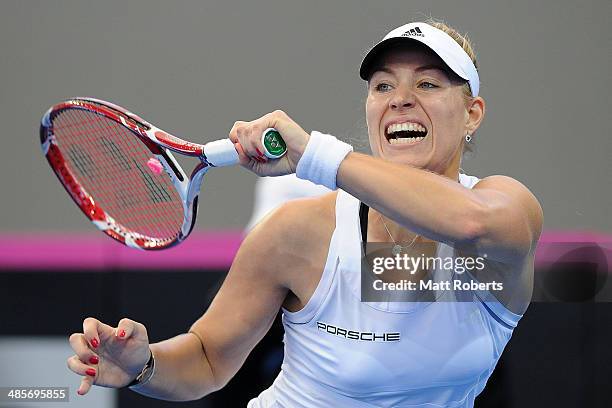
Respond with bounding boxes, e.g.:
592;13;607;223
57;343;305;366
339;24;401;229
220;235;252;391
415;64;448;74
372;64;449;77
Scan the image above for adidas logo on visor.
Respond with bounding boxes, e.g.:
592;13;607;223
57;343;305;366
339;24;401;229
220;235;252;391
401;27;424;37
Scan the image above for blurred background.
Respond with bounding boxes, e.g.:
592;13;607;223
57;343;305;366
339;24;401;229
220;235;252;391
0;0;610;407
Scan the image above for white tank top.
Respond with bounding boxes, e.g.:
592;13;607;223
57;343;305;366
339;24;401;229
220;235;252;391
248;173;522;408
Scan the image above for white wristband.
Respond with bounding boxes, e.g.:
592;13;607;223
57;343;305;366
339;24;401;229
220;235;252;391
296;131;353;190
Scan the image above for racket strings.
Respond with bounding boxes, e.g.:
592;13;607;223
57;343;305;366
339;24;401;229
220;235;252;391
73;109;183;237
52;109;184;240
61;109;176;236
66;109;182;239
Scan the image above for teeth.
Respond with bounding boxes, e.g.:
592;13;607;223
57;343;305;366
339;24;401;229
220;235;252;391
387;122;426;134
389;136;425;145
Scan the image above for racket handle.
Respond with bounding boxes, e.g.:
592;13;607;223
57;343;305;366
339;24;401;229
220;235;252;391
261;128;287;159
203;129;286;166
204;139;240;167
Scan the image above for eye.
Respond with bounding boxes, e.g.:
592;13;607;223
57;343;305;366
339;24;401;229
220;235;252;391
374;82;393;92
418;81;438;89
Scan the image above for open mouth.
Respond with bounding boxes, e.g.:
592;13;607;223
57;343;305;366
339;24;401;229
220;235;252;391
385;122;428;145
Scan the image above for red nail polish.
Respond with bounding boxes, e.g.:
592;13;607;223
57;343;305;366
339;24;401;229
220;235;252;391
86;368;96;377
119;329;126;338
90;338;99;348
77;389;84;396
89;356;99;364
255;148;263;156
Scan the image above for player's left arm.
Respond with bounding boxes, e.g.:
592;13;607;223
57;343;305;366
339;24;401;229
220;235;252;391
463;175;543;261
337;154;543;263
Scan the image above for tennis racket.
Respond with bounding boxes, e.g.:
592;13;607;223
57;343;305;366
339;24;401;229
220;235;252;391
40;97;287;250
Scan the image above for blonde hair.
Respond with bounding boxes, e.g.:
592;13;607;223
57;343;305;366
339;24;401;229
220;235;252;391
427;19;479;156
426;18;478;101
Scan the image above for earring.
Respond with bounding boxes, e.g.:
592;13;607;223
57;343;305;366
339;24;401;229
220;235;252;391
465;134;472;143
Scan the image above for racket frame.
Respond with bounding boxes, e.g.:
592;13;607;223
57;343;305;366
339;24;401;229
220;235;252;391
40;97;217;250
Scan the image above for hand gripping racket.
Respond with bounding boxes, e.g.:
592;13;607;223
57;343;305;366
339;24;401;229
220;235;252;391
40;97;287;250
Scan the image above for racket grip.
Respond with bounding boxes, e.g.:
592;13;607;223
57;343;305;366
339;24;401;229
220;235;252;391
203;139;240;167
204;129;286;166
261;128;287;159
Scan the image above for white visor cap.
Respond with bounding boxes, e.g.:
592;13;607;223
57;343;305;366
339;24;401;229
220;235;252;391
360;22;480;97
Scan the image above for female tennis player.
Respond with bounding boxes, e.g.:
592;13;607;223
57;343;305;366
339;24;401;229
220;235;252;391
67;20;543;407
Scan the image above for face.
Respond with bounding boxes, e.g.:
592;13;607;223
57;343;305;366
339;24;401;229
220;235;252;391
366;45;484;176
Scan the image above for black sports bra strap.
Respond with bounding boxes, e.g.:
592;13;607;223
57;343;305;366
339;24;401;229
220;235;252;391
359;202;369;252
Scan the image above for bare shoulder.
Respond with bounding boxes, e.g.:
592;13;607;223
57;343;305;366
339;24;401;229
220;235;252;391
251;191;337;244
475;174;535;193
247;191;338;288
474;175;544;243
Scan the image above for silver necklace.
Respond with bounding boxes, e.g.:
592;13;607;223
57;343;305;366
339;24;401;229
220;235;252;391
379;214;419;255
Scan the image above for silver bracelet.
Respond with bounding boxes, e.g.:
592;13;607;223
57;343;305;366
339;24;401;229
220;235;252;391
128;349;155;389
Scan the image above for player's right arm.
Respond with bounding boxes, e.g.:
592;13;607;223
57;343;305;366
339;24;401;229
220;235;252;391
67;198;320;401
